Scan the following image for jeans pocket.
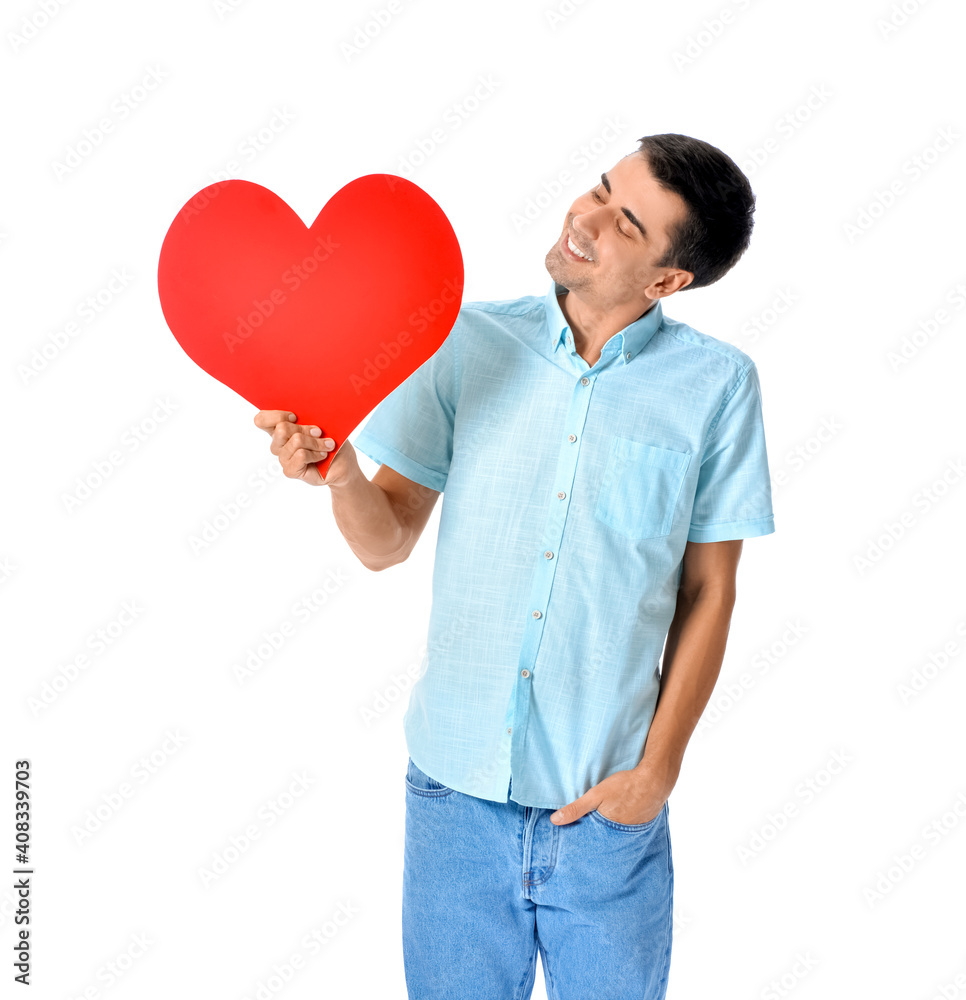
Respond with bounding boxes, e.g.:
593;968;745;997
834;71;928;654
595;437;691;540
589;801;665;833
405;756;455;797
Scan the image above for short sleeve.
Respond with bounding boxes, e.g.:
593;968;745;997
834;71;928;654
687;362;775;542
351;318;461;492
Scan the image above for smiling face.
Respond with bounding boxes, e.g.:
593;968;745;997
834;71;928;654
545;152;694;312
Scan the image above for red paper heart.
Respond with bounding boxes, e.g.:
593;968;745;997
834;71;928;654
157;175;463;478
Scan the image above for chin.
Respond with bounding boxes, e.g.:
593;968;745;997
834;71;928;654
546;251;587;288
545;245;567;271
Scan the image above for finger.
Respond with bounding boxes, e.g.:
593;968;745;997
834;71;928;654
291;426;337;451
285;441;331;479
270;421;319;456
254;409;297;434
280;428;333;463
550;801;575;824
550;794;596;824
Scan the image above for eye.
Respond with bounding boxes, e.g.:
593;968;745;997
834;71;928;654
592;187;630;238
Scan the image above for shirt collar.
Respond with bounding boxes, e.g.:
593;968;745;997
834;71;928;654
545;280;664;366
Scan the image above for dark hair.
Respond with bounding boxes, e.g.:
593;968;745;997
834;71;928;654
634;133;755;290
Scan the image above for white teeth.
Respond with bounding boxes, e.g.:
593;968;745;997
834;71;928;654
567;235;591;260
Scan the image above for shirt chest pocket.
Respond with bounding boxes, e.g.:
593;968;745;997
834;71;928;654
594;437;692;540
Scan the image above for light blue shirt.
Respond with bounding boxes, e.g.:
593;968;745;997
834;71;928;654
353;280;775;808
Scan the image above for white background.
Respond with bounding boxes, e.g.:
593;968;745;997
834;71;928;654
3;0;965;997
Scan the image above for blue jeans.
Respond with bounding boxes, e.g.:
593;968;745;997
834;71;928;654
402;756;673;999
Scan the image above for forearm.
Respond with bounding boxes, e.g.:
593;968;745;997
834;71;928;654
634;588;736;787
327;459;411;571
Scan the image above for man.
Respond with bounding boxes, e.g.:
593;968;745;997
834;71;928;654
255;132;775;999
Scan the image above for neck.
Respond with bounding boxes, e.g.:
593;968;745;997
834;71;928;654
557;287;656;364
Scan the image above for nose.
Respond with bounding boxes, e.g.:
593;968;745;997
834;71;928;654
569;219;597;259
570;208;598;242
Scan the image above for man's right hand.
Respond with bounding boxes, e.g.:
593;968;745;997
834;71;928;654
253;410;359;487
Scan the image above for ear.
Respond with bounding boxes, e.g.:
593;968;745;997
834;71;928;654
649;267;693;298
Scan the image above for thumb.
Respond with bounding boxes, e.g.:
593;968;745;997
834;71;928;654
550;798;586;825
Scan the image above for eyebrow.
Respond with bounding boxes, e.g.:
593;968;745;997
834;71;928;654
600;172;647;240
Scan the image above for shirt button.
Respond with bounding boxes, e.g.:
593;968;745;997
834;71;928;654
557;490;566;499
580;376;590;385
507;727;512;734
532;610;542;618
521;669;530;678
568;434;577;443
626;351;631;360
544;550;554;559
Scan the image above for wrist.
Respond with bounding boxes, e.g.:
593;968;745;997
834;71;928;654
633;753;681;794
322;443;360;490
